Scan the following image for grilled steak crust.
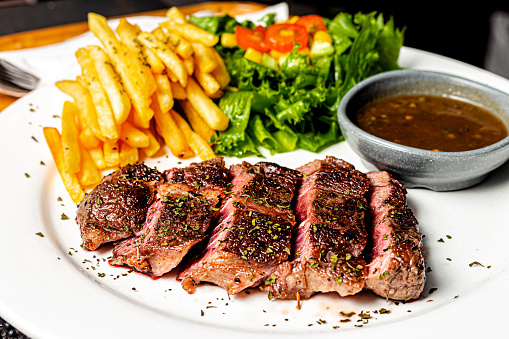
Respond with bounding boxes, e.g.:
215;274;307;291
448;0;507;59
178;161;302;295
262;157;369;299
165;156;230;200
109;158;229;277
364;171;425;300
76;163;163;251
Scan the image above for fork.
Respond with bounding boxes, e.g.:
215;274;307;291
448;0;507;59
0;59;40;97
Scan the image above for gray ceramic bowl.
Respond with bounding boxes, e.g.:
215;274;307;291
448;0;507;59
337;69;509;191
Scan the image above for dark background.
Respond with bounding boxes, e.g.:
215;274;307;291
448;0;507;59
1;0;508;338
1;0;509;73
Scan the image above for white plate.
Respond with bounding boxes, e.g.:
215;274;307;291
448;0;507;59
1;43;509;339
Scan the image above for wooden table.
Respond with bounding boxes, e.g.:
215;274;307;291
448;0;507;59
0;1;267;112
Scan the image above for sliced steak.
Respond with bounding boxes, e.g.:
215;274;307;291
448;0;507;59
178;161;301;295
109;157;229;277
364;171;425;300
262;156;369;299
76;163;163;251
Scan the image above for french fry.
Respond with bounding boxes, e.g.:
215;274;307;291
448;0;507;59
88;13;155;125
167;31;193;59
154;72;174;113
78;146;102;187
178;99;216;142
144;46;165;74
137;31;188;88
152;27;193;61
170;110;215;161
191;42;218;73
103;139;120;167
61;101;81;173
120;121;150;148
79;127;101;149
170;80;187;100
151;27;169;43
55;79;103;141
207;89;224;99
128;106;151;129
194;65;221;97
186;77;229;131
165;69;179;83
152;94;191;158
160;21;219;47
182;55;194;76
140;127;161;157
115;17;157;96
119;141;139;166
211;47;231;89
165;6;187;24
43;127;85;203
75;47;119;141
88;146;107;169
86;45;131;124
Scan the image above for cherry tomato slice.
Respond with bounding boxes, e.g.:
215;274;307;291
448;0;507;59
265;23;309;53
235;25;269;53
295;15;327;35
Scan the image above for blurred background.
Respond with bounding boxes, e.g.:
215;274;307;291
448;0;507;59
0;0;509;78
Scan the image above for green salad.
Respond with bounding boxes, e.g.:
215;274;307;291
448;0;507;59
188;11;405;157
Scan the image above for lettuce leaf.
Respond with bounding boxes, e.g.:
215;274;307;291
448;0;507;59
213;91;261;157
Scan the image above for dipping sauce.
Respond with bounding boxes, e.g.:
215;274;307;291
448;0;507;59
355;94;508;152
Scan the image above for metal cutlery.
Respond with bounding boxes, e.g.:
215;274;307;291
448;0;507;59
0;59;40;97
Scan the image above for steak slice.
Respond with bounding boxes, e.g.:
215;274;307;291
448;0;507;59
109;157;229;277
364;171;425;300
76;163;163;251
261;157;369;299
178;161;302;295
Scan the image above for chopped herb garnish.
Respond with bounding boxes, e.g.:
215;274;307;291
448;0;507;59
469;261;485;267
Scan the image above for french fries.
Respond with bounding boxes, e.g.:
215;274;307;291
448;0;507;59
140;127;161;157
170;80;187;100
88;13;155;126
48;7;233;202
137;31;188;88
160;21;219;47
75;47;119;141
152;94;191;159
193;65;221;97
178;99;216;142
165;6;187;24
79;127;101;149
211;47;231;89
61;101;81;173
119;121;150;148
154;72;174;114
43;127;85;203
186;77;229;131
78;146;102;187
88;146;107;169
55;79;103;141
170;110;215;161
103;139;120;168
86;45;131;124
120;141;139;166
191;42;218;73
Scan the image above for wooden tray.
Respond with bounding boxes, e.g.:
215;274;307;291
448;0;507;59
0;1;267;112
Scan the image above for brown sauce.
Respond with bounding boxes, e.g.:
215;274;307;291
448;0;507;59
355;94;508;152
